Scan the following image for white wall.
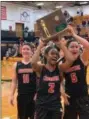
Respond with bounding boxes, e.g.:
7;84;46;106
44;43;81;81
1;2;52;31
62;5;89;16
1;2;89;31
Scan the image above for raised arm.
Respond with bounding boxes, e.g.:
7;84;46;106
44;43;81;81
67;25;89;50
58;39;75;71
31;39;46;73
67;25;89;65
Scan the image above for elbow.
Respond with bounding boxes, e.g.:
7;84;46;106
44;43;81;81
31;61;34;66
69;56;76;62
31;61;35;67
66;59;74;65
31;59;36;66
31;61;37;70
71;58;75;62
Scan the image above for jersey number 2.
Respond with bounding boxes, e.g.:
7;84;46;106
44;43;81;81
70;73;78;83
23;74;29;83
48;83;55;93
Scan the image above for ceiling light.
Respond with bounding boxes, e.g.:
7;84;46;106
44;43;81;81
79;2;88;5
55;5;63;9
36;2;44;6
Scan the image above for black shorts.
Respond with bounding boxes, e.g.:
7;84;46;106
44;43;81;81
34;106;62;119
63;95;89;119
17;94;35;119
63;103;78;119
64;105;89;119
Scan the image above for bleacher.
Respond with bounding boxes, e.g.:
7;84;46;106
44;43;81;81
1;57;22;81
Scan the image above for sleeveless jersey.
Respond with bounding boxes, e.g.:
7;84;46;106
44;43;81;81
64;57;88;98
36;66;62;110
16;61;36;95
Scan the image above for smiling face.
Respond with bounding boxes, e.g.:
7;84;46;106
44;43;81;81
45;48;59;66
67;41;80;59
21;44;32;59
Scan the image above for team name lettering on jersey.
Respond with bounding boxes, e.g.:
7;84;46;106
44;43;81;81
43;76;59;81
66;65;81;73
18;68;33;73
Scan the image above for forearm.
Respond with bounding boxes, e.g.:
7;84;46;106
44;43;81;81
60;45;75;62
32;46;41;65
73;34;89;49
60;81;65;95
10;81;17;96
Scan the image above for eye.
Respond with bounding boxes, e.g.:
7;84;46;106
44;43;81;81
27;48;30;50
70;46;74;48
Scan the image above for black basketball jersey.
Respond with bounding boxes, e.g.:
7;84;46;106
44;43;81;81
36;66;62;110
64;57;88;98
16;61;36;95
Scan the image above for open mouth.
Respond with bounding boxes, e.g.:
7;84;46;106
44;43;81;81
51;58;58;62
72;52;77;55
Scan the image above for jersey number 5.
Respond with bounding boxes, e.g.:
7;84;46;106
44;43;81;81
48;83;55;93
70;73;78;83
23;74;29;83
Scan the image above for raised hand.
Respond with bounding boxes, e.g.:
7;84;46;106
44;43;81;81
67;25;76;36
39;37;47;49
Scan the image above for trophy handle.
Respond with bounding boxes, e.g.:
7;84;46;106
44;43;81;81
43;28;68;42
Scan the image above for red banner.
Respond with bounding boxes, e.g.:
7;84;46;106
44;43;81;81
1;6;7;20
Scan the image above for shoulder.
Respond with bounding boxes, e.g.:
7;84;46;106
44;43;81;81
13;61;22;70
